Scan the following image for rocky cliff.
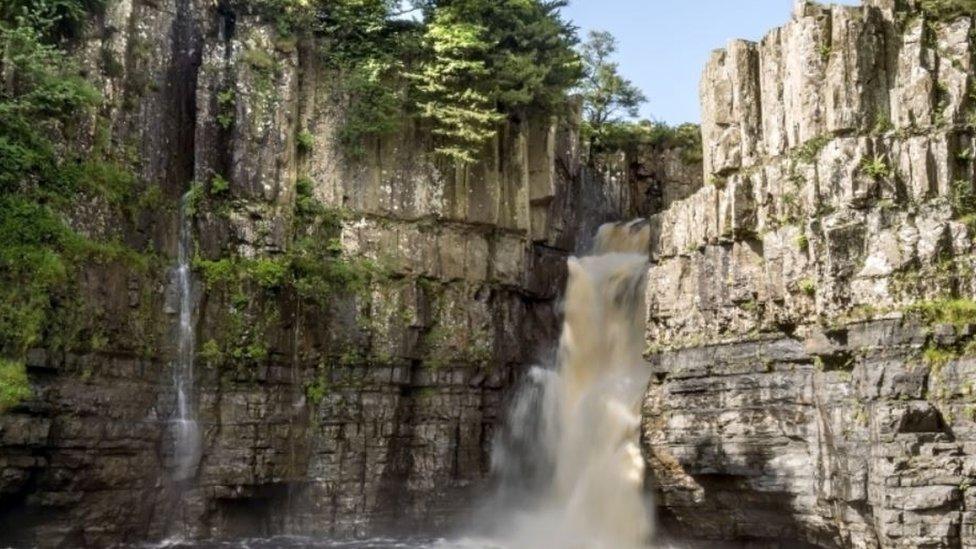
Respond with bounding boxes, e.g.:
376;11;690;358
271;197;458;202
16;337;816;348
8;0;976;547
0;1;702;546
642;1;976;547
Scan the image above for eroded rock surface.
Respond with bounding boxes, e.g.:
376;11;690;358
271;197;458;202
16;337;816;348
643;2;976;547
0;2;678;546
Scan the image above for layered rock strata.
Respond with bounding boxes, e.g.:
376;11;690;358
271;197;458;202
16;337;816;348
0;1;690;545
643;1;976;547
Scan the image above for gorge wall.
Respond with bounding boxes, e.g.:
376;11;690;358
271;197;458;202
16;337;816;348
0;0;700;546
641;0;976;547
4;0;976;547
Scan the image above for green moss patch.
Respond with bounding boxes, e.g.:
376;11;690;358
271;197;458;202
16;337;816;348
906;299;976;326
0;358;30;413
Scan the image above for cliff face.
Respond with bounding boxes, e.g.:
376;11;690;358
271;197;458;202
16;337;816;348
0;2;581;546
8;0;976;547
0;1;704;546
642;1;976;547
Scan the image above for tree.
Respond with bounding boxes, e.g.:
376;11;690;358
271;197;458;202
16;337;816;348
411;0;581;163
578;30;645;148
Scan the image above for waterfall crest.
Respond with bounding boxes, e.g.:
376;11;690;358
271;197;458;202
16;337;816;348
489;219;653;548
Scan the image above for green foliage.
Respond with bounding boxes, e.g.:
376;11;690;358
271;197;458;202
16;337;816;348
195;257;291;292
818;43;832;64
287;235;382;300
578;30;646;151
71;160;138;206
295;176;321;217
906;299;976;326
873;113;893;135
952;179;976;219
861;154;891;179
229;1;581;163
792;135;831;163
296;129;315;152
0;358;30;413
198;339;223;365
305;374;331;405
923;345;957;369
183;181;204;217
216;88;235;130
194;197;372;365
193;182;387;370
1;0;104;40
579;30;645;126
337;55;415;156
0;18;146;358
799;278;817;297
242;48;275;71
795;233;809;252
250;259;288;290
209;174;230;196
957;148;974;164
412;0;581;162
645;122;703;161
412;16;502;162
585;119;702;163
317;0;422;155
920;0;976;19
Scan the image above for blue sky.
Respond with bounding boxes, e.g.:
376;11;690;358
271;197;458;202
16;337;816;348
562;0;861;125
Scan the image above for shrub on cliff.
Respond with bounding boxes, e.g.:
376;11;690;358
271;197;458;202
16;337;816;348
0;358;30;413
920;0;976;19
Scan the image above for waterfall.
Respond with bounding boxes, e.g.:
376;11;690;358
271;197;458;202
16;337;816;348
169;192;201;482
488;219;653;549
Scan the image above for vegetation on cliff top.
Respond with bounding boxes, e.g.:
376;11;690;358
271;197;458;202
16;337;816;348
906;299;976;326
1;0;103;40
241;0;581;163
576;30;701;162
920;0;976;19
411;0;581;162
578;31;644;149
240;0;690;164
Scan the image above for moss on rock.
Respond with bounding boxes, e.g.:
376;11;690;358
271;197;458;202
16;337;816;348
0;358;30;413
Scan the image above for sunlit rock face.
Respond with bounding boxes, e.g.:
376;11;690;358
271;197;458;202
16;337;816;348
642;1;976;547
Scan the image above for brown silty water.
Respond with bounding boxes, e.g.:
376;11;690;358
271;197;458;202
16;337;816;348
486;219;654;549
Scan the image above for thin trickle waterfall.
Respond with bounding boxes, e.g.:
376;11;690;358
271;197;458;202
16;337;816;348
488;219;653;549
170;192;201;482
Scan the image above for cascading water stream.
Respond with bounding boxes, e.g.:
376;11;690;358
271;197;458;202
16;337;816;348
170;192;201;483
486;219;654;549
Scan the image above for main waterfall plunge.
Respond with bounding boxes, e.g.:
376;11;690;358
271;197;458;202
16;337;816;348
484;219;654;549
